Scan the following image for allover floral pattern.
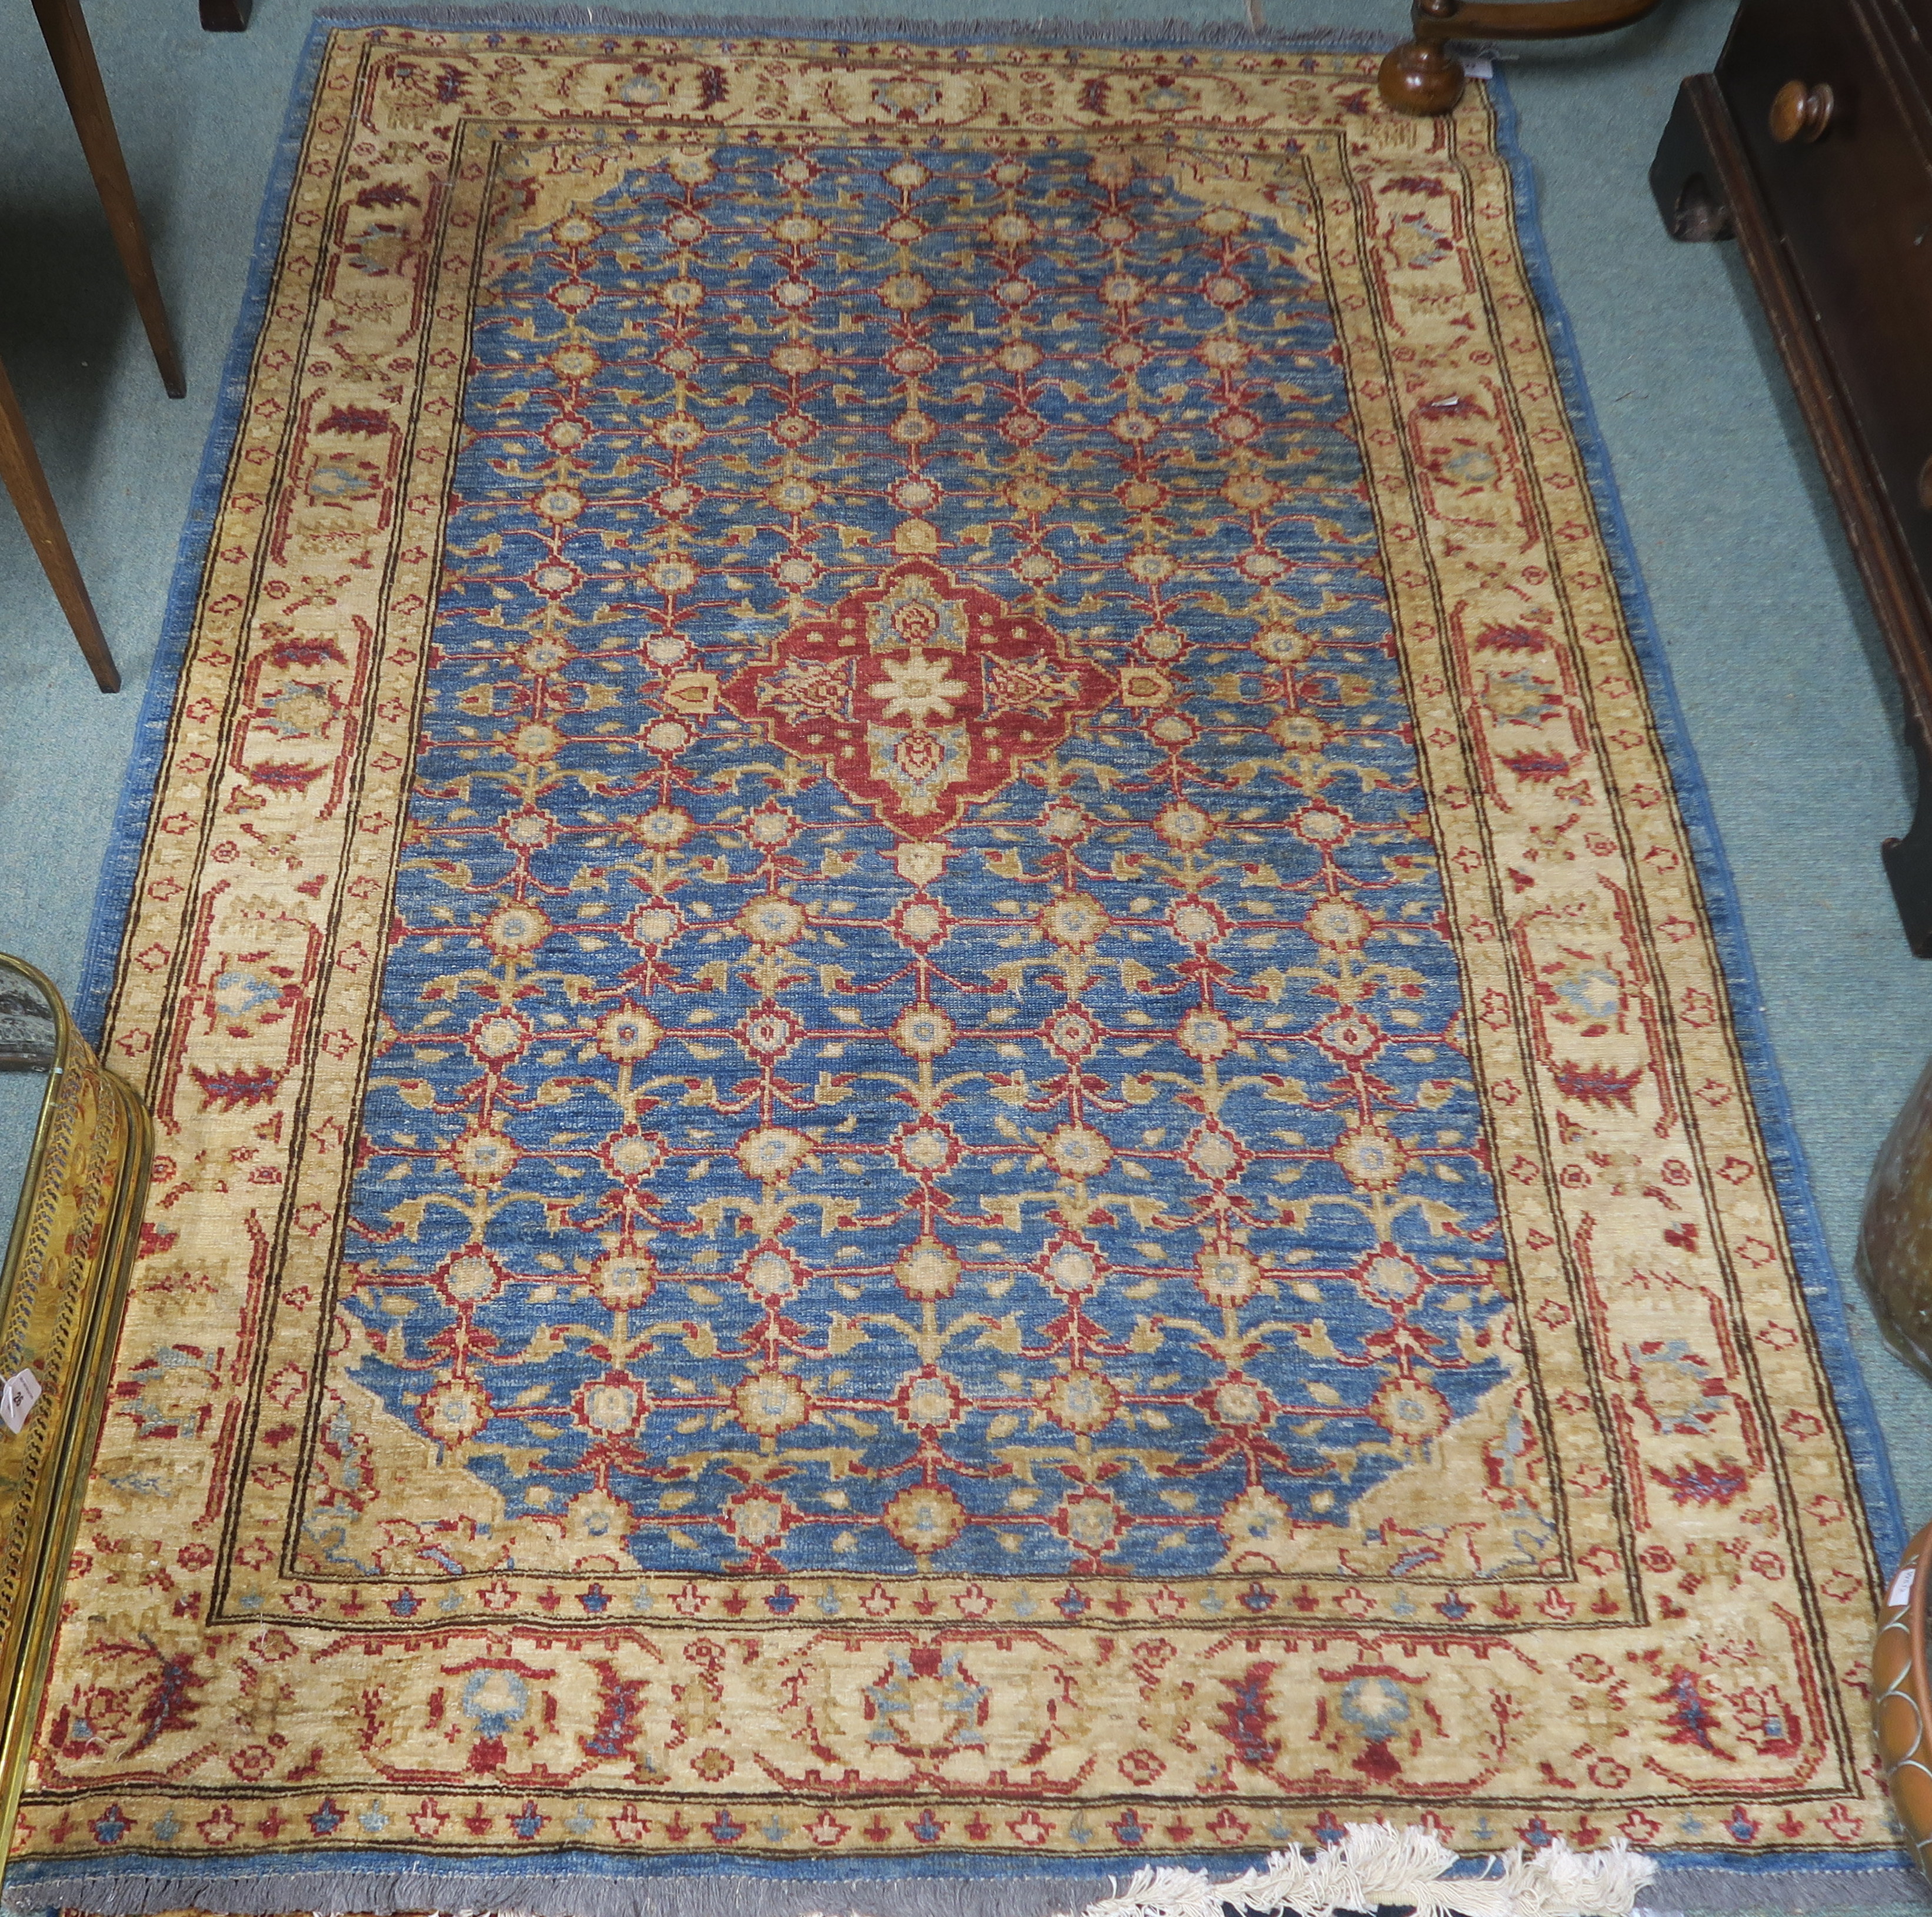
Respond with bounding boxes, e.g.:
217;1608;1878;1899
11;26;1896;1896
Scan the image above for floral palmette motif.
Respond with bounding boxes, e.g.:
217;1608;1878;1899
721;560;1114;832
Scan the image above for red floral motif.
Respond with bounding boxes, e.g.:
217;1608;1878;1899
719;560;1114;836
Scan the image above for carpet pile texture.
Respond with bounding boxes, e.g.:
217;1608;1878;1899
5;19;1905;1916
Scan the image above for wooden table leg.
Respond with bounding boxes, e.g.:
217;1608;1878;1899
28;0;185;399
199;0;251;27
0;357;121;694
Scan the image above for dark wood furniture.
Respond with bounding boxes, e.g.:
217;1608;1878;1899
1656;5;1932;1374
1650;12;1932;1862
4;0;184;692
1651;0;1932;959
1380;0;1671;116
199;0;249;29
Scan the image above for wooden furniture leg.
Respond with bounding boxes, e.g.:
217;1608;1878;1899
199;0;252;26
29;0;185;398
0;355;120;694
1380;0;1672;117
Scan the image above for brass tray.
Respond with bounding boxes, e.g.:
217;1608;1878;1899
0;956;149;1892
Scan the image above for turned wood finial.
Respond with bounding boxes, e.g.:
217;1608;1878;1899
1380;0;1672;117
1378;37;1467;117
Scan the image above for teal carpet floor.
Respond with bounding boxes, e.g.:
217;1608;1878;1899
0;1;1926;1909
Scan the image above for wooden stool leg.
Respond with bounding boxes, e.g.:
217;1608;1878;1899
29;0;185;400
0;357;121;693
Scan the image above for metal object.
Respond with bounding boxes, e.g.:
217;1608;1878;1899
1858;1054;1932;1376
0;956;150;1899
1874;1521;1932;1882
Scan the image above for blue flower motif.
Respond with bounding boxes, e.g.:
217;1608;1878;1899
1337;1674;1411;1741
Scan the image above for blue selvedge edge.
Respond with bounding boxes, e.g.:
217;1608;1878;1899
8;1839;1929;1906
55;11;1913;1898
1484;59;1915;1885
0;1838;1537;1900
0;1844;1252;1894
71;22;338;1047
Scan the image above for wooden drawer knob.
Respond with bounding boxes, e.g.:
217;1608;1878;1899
1770;78;1834;143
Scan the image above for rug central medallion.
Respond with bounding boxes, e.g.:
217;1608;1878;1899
719;559;1116;833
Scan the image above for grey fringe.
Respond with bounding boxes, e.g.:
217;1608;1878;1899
2;1869;1115;1917
11;1860;1930;1917
1635;1863;1932;1915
